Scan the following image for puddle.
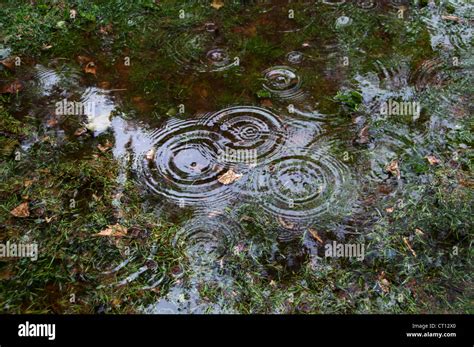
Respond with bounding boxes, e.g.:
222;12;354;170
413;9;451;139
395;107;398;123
2;0;472;313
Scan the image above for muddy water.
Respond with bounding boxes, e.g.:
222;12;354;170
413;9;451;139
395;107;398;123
5;1;472;313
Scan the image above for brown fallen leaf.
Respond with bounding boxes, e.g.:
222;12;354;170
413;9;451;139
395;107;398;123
260;99;273;108
403;236;417;257
0;57;16;70
146;148;156;160
355;126;370;145
211;0;224;10
99;23;113;35
95;224;127;238
98;81;111;89
10;202;30;218
415;228;424;236
277;216;295;230
385;159;401;179
84;61;97;75
442;15;462;23
74;127;87;136
46;118;58;127
425;155;440;166
0;267;13;280
77;55;92;65
1;80;23;94
217;169;242;185
308;228;323;243
24;179;35;188
97;140;113;153
378;271;390;293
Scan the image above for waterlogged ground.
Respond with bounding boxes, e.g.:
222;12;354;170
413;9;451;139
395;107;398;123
0;1;472;313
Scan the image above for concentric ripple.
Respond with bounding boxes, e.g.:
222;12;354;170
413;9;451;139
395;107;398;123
199;106;287;165
322;0;347;6
409;57;451;92
249;146;354;221
135;119;236;208
205;48;232;71
262;66;304;100
355;0;379;10
173;213;241;266
166;31;237;73
286;51;304;65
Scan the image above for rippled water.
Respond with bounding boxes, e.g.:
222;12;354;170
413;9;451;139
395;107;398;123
10;0;472;313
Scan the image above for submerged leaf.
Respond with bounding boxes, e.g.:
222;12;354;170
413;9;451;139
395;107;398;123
218;169;242;185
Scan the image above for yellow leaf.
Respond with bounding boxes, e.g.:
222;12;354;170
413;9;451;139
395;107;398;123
211;0;224;10
217;169;242;185
403;237;417;257
308;228;323;243
95;224;127;238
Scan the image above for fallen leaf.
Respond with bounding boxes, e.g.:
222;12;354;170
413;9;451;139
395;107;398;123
260;99;273;108
380;279;390;293
95;224;127;238
442;15;462;23
77;55;92;65
74;127;87;136
385;159;401;179
355;126;370;145
0;267;13;280
218;169;242;185
308;228;323;243
46;118;58;127
415;228;424;236
378;272;390;293
97;140;112;153
403;236;417;257
84;61;97;75
0;57;16;70
24;179;34;187
385;207;394;213
99;23;113;35
211;0;224;10
146;148;156;160
1;80;23;94
425;155;440;166
277;216;295;230
98;81;111;89
10;202;30;218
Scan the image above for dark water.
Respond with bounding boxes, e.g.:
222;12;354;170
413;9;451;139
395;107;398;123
4;0;472;313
